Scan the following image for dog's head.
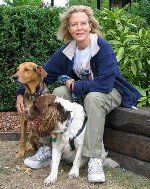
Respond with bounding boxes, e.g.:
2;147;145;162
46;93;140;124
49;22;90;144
27;94;71;136
12;62;47;85
27;94;57;120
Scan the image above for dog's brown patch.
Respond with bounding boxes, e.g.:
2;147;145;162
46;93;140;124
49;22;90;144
28;94;71;137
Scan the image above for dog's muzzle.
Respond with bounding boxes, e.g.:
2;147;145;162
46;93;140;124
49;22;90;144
11;75;19;82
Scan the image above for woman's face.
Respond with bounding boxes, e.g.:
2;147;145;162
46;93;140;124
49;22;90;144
68;12;91;49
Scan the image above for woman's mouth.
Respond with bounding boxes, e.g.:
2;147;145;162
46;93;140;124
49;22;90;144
76;33;84;36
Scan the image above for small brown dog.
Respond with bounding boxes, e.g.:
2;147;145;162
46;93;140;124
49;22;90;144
12;62;49;158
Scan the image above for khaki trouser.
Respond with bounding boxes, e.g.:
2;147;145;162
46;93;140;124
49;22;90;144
51;86;122;158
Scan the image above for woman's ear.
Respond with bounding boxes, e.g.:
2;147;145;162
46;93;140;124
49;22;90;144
89;22;92;31
67;25;71;33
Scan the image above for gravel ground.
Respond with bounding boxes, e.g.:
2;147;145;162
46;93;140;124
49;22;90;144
0;140;150;189
0;112;20;132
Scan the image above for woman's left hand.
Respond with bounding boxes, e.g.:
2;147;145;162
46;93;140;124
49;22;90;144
65;79;74;91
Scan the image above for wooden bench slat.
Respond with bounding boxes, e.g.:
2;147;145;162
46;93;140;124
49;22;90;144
108;150;150;179
104;128;150;163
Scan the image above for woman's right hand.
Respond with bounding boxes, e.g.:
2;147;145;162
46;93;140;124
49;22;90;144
16;95;24;115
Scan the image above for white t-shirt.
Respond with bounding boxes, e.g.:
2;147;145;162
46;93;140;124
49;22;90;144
73;44;93;80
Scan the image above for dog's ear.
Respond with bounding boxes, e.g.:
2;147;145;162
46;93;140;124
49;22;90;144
37;66;48;80
33;94;55;109
34;96;45;109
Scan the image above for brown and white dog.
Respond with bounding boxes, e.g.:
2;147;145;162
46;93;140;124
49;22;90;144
12;62;49;158
27;94;86;185
27;94;118;185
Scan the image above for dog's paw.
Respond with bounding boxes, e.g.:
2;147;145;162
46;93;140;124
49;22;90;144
44;174;57;185
68;168;79;179
26;147;36;152
16;150;26;158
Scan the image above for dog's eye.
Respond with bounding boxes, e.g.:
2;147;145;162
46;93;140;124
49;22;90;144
24;68;30;71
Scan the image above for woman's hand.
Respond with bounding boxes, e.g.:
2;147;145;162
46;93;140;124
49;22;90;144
65;79;74;91
16;95;24;115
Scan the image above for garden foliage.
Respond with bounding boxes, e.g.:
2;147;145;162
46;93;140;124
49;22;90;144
130;0;150;24
3;0;42;7
95;7;150;107
0;5;149;111
0;6;63;111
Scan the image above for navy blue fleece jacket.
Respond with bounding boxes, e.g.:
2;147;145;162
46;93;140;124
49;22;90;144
15;34;141;108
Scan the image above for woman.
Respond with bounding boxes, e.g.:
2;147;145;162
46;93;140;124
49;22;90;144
16;5;141;183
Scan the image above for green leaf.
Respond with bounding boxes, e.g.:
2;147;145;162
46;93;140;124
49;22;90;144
147;60;150;65
129;45;140;50
109;40;121;45
137;97;148;107
124;57;129;65
131;62;137;76
137;60;143;70
135;86;146;96
125;35;139;42
116;47;124;62
139;29;143;39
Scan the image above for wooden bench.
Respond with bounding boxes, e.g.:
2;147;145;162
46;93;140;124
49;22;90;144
104;107;150;178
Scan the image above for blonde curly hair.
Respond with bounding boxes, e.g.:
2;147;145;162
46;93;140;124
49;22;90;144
57;5;101;43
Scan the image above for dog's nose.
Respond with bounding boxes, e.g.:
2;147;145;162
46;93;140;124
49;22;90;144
11;75;18;81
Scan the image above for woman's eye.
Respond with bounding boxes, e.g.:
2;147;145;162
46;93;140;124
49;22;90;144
71;23;77;27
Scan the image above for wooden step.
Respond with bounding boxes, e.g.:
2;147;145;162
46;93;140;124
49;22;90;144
104;128;150;163
107;150;150;179
106;107;150;136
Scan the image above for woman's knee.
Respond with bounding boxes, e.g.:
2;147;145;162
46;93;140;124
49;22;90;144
84;92;105;104
52;86;65;96
52;86;73;101
84;92;106;112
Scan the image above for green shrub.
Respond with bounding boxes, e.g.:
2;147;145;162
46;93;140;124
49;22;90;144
0;6;64;111
68;0;97;9
95;7;150;106
130;0;150;24
3;0;41;7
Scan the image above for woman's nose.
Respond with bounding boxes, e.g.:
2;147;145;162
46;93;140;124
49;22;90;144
76;23;82;30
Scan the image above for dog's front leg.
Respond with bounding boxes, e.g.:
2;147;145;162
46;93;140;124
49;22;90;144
44;142;62;185
68;145;83;179
16;116;27;158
